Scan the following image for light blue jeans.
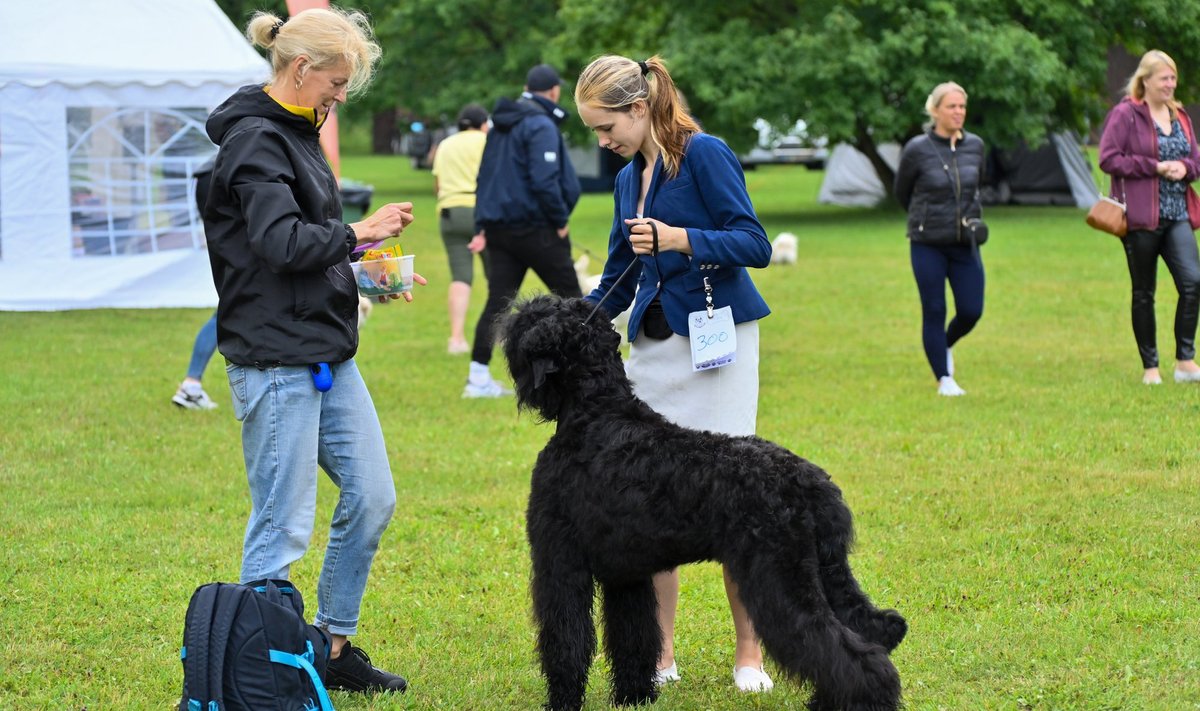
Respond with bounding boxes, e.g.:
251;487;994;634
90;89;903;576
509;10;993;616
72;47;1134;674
186;313;217;380
226;359;396;636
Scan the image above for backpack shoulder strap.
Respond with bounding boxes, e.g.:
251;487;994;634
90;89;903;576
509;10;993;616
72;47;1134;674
181;584;219;710
181;583;246;711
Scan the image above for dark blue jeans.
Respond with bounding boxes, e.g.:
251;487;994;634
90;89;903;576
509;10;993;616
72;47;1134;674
910;242;985;380
1123;220;1200;368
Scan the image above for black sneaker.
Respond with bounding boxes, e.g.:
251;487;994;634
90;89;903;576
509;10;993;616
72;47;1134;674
325;640;407;693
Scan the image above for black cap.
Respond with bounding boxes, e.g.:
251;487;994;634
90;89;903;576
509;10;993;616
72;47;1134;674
456;103;488;130
525;63;561;92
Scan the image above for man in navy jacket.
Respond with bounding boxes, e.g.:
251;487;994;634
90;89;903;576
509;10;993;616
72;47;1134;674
464;64;583;398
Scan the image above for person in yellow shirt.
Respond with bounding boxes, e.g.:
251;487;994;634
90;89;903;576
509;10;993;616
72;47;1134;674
432;104;489;354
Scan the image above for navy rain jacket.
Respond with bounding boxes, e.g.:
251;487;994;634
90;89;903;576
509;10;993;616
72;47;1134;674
474;93;580;233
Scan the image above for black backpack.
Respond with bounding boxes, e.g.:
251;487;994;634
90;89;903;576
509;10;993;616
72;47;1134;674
180;579;334;711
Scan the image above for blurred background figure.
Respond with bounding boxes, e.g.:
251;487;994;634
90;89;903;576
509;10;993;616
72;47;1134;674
432;103;489;355
1098;49;1200;385
463;63;582;398
894;81;987;397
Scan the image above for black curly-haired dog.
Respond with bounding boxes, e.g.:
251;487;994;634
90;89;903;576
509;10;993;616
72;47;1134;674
501;295;906;711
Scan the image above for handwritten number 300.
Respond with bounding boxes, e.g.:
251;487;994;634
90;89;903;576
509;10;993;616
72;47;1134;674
695;331;729;351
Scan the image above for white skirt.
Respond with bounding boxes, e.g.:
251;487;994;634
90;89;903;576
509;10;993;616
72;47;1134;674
625;320;759;436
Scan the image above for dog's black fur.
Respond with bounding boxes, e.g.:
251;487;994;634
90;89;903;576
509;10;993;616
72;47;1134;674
501;295;906;711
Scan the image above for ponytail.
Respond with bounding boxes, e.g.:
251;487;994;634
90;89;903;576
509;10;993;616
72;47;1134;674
642;57;700;179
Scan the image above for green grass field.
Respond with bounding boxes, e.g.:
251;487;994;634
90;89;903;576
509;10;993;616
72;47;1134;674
1;156;1198;710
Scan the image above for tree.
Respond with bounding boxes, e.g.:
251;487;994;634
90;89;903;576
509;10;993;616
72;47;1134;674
346;0;567;135
213;0;1200;196
213;0;288;30
555;0;1200;195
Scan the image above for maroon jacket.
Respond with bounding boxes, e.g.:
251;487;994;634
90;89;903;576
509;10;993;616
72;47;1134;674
1098;97;1200;231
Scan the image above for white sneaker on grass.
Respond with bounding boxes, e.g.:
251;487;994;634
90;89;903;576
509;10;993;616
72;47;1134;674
462;378;512;398
172;382;217;410
733;665;774;692
653;662;680;686
937;376;966;397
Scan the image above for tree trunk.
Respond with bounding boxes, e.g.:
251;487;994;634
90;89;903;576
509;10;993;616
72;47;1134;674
853;118;896;201
372;109;398;155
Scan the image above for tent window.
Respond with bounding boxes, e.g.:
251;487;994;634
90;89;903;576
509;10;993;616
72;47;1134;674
66;107;215;257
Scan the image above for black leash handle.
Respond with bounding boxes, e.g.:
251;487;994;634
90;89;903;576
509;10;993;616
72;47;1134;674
583;221;658;326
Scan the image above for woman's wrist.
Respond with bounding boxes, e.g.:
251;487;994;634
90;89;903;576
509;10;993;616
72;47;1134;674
348;220;371;244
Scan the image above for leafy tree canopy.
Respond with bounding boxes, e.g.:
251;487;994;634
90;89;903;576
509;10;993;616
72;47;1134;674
221;0;1200;189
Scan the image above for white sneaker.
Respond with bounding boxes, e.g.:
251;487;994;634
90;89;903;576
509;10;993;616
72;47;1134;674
733;665;774;692
653;662;680;686
462;378;512;398
1144;371;1163;385
172;382;217;410
937;376;966;397
1173;369;1200;383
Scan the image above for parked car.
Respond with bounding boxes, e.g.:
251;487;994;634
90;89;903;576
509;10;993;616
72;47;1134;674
740;118;828;170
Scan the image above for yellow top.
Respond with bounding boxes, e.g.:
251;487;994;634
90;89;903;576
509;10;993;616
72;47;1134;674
432;129;487;210
264;86;328;129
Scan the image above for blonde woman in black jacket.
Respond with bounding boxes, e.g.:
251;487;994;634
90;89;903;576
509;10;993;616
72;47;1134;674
204;7;421;694
894;81;987;396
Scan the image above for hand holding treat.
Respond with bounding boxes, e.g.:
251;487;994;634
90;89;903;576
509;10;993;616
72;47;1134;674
351;202;414;243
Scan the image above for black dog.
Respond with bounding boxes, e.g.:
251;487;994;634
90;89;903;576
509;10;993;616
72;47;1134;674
501;295;906;711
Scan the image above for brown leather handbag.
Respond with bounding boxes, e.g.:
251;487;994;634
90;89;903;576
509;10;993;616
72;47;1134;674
1086;176;1127;238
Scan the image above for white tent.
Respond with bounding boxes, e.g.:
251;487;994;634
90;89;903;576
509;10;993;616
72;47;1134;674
0;0;269;310
817;143;902;208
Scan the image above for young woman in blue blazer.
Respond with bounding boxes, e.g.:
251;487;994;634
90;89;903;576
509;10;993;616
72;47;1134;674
576;54;774;693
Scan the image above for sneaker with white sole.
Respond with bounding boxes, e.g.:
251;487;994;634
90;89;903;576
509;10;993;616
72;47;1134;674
733;665;774;692
1173;368;1200;383
172;382;217;410
462;378;513;398
937;376;966;397
653;662;680;686
325;640;407;694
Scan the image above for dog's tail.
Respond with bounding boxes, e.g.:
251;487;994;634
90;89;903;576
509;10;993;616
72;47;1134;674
729;544;902;709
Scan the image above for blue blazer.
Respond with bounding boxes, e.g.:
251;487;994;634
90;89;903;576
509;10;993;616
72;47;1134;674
585;133;771;342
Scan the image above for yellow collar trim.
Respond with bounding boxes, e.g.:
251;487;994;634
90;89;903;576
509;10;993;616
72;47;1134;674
264;86;327;129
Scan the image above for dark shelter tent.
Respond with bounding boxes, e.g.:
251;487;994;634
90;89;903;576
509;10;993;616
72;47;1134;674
981;132;1097;208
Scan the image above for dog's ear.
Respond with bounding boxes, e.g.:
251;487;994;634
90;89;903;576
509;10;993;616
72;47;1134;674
531;358;559;390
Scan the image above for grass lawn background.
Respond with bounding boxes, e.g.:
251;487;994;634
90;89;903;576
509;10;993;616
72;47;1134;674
1;155;1197;710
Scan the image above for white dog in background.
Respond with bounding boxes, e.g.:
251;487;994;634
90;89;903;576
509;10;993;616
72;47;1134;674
771;231;798;265
575;254;629;344
357;296;374;330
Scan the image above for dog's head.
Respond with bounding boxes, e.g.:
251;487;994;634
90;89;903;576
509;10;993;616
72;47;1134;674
500;295;626;420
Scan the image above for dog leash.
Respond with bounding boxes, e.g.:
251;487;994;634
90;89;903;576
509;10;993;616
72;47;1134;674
583;222;658;326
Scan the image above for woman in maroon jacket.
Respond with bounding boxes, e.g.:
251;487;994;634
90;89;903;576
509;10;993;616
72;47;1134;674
1099;50;1200;385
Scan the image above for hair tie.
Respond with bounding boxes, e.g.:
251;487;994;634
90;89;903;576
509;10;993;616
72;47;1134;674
637;60;650;76
270;18;287;39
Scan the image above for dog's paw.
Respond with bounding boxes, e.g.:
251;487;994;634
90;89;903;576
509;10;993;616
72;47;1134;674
863;609;907;652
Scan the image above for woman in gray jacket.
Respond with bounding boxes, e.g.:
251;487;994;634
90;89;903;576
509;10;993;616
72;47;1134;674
894;81;986;396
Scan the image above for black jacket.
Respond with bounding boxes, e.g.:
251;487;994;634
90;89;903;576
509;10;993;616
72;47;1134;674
474;93;580;232
203;84;359;367
894;130;986;245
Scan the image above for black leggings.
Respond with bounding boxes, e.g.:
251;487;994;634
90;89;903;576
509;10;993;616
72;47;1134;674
1123;220;1200;368
471;225;582;365
910;242;985;380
